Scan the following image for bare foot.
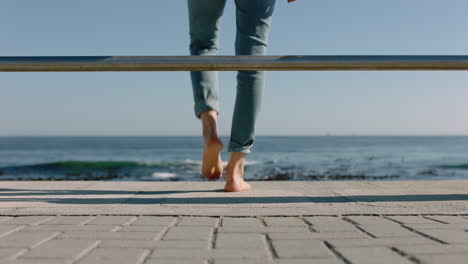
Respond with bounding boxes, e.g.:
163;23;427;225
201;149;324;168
202;137;223;180
224;153;252;192
200;110;223;180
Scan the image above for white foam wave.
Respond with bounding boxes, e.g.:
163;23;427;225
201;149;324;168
152;172;177;179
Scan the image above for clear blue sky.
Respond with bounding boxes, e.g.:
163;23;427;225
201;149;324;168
1;0;467;136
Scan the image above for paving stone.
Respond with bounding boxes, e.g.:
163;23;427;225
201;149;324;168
150;248;208;259
99;240;209;249
131;216;176;226
77;248;147;264
262;217;306;227
268;231;367;240
328;237;437;248
216;233;265;249
0;225;24;236
19;239;97;259
271;240;332;258
404;223;466;230
222;217;263;227
163;227;213;241
0;248;24;259
385;215;441;224
218;227;308;233
0;231;57;248
344;216;398;226
216;259;272;264
1;260;65;264
212;249;269;259
84;216;135;225
40;216;92;225
1;216;54;226
178;217;219;227
417;229;468;244
395;244;468;255
0;217;13;223
274;258;341;264
424;215;468;224
304;217;357;232
337;247;413;264
416;253;468;264
145;259;206;264
58;231;157;240
21;225;113;232
118;225;166;232
358;224;417;238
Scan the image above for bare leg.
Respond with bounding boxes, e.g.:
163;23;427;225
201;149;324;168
224;152;252;192
200;110;224;180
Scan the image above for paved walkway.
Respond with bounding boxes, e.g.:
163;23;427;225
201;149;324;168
0;181;468;263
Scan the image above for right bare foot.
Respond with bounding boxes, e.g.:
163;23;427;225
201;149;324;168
202;137;224;180
224;153;252;192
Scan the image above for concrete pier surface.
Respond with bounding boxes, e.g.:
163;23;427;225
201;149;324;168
0;180;468;263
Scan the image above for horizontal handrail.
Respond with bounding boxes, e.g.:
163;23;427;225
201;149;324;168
1;55;468;72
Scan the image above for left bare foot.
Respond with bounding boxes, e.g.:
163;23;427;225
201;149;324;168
200;110;223;180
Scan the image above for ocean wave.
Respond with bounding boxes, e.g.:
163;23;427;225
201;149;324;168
438;163;468;170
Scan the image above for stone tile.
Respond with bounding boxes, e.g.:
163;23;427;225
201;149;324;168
0;225;24;236
1;260;65;264
178;217;219;227
274;258;341;264
99;240;209;249
20;239;97;259
344;216;398;226
395;244;468;255
271;240;332;258
1;216;54;226
118;225;166;232
22;225;113;232
216;233;265;249
424;215;468;224
385;215;441;224
84;216;135;225
416;253;468;264
304;217;357;232
268;231;367;240
222;217;263;227
131;216;176;226
40;216;92;225
145;259;205;264
418;229;468;244
77;248;147;264
58;231;156;240
212;249;269;259
328;237;437;248
0;231;57;248
150;248;208;259
404;223;466;230
219;227;308;233
0;217;13;223
0;248;24;259
262;217;306;227
163;227;213;241
358;224;416;238
337;247;412;264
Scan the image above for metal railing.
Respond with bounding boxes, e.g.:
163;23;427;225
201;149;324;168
1;55;468;72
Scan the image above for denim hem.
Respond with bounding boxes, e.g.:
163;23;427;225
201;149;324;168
194;103;219;119
227;141;253;155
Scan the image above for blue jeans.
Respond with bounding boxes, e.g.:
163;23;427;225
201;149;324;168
187;0;276;154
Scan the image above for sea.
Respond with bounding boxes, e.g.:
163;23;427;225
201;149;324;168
0;136;467;181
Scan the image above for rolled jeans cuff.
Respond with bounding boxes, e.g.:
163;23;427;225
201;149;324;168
194;100;219;119
227;139;254;154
